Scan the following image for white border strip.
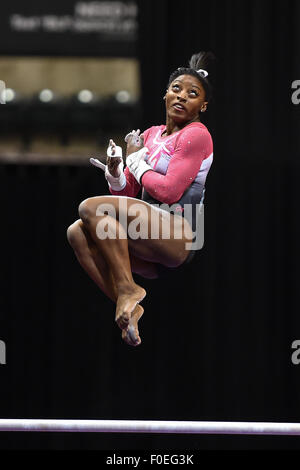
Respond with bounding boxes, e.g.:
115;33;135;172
0;420;300;435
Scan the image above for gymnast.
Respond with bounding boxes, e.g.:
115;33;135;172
67;52;214;347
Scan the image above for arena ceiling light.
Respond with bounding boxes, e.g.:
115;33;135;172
77;89;94;103
39;89;54;103
2;88;16;103
115;90;131;103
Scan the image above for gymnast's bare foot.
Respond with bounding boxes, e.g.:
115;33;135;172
122;304;144;347
115;283;146;331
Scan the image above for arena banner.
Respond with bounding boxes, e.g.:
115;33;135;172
0;1;138;57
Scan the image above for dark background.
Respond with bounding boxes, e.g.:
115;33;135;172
0;1;137;57
0;0;300;451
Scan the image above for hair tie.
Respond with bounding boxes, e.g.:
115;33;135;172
197;69;208;78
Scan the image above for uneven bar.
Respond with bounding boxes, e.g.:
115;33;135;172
0;420;300;435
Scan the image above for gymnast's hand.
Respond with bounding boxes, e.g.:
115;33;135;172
106;139;123;177
125;130;151;184
90;139;123;177
90;139;126;191
125;129;144;156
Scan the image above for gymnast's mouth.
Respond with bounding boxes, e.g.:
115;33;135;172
172;103;186;111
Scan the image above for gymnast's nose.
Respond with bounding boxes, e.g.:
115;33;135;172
177;92;187;102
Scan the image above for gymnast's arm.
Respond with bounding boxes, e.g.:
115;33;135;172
140;127;213;205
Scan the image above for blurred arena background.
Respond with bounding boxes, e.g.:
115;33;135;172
0;57;140;163
0;1;140;164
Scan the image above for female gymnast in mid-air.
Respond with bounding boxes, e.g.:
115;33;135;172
67;52;214;347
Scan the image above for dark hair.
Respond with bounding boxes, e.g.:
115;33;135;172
167;51;215;102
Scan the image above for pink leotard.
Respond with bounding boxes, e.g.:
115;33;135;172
109;122;213;229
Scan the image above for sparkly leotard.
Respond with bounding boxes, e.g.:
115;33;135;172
109;122;213;233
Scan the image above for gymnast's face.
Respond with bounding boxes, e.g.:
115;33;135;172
165;74;207;124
